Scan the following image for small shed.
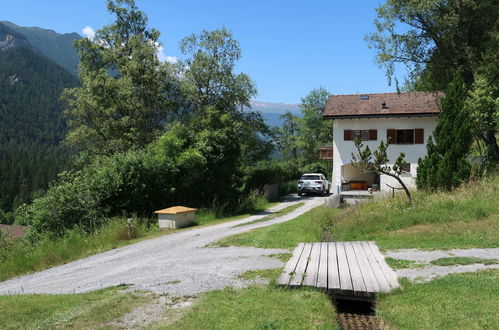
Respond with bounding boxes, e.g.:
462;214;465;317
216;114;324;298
155;206;197;229
318;146;333;160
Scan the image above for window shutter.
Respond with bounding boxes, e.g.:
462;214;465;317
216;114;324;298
415;129;424;144
344;130;352;141
369;129;377;141
387;129;396;144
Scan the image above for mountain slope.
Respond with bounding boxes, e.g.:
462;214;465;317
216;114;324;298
1;21;81;76
0;46;78;214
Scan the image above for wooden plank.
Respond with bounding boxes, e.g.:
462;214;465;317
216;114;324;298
289;243;312;286
351;241;380;294
327;242;340;293
366;241;400;290
359;241;392;292
316;242;328;289
335;242;354;295
344;241;367;295
277;243;304;286
303;243;321;287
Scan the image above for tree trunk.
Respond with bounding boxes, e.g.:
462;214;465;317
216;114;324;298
483;129;499;161
383;171;412;205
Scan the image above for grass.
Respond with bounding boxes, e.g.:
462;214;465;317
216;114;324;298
385;257;425;270
232;202;304;228
215;205;339;248
157;285;338;330
237;268;282;281
217;172;499;251
0;197;277;282
377;270;499;329
0;285;155;329
430;256;498;266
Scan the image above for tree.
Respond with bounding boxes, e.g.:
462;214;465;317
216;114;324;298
352;138;412;204
62;0;173;155
296;88;333;164
366;0;499;160
277;111;300;160
417;75;473;190
179;27;256;115
179;28;272;165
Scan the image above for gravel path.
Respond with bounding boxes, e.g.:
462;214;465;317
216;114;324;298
0;195;326;296
386;248;499;282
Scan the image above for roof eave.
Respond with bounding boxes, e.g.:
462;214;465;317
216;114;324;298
323;112;440;120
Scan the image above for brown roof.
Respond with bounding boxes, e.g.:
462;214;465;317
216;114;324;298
323;92;443;118
155;206;197;214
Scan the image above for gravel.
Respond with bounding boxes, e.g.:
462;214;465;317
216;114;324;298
386;248;499;282
0;195;326;296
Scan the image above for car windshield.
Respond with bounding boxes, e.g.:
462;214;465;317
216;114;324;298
301;175;320;180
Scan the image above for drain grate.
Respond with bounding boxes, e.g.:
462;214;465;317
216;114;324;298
334;299;382;330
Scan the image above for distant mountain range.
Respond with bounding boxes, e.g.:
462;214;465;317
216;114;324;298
0;21;78;213
0;21;80;76
249;100;301;127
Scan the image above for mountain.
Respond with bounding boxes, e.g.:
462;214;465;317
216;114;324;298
0;21;32;51
0;29;78;215
249;100;301;127
1;21;81;76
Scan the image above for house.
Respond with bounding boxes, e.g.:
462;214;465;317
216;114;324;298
323;92;443;194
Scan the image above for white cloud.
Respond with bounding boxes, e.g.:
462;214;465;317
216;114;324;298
82;26;95;40
156;44;177;63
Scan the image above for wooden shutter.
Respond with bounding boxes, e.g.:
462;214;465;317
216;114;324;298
387;129;396;144
369;129;377;141
415;129;424;144
344;130;352;141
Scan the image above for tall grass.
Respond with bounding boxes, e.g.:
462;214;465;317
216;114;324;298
218;172;499;250
0;218;160;281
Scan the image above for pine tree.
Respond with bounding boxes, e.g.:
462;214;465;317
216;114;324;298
417;75;473;190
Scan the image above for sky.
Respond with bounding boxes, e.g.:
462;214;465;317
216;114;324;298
2;0;407;104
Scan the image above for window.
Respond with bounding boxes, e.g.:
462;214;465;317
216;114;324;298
396;129;414;144
344;129;377;141
401;163;411;173
387;129;424;144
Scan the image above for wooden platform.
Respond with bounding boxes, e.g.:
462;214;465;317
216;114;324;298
278;241;399;299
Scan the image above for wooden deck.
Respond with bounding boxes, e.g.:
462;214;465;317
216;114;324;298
278;241;399;299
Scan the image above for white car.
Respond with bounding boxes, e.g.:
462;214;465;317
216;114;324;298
297;173;330;196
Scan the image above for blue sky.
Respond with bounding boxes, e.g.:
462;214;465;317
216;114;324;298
3;0;405;104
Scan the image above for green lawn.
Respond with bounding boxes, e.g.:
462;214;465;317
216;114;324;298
155;285;338;330
218;173;499;251
0;286;155;329
377;270;499;329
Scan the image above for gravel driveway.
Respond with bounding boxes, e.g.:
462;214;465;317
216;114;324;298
0;195;326;296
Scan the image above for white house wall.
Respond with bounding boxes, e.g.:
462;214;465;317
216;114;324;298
332;117;437;193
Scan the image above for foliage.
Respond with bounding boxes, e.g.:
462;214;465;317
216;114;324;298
366;0;499;160
352;136;412;203
179;28;273;165
0;46;77;214
62;0;174;155
179;27;256;114
464;74;499;157
430;257;498;267
417;75;473;190
276;88;332;161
